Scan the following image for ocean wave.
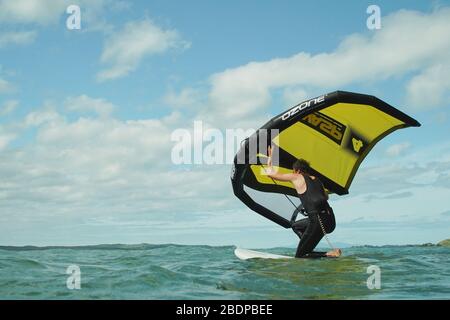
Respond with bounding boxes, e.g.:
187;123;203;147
0;243;236;251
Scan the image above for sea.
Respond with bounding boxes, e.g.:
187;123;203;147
0;244;449;299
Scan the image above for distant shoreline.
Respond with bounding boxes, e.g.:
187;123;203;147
0;241;448;251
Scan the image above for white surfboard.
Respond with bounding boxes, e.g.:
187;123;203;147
234;247;293;260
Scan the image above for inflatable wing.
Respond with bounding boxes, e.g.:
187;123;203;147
231;91;421;228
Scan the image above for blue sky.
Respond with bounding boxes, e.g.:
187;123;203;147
0;0;449;247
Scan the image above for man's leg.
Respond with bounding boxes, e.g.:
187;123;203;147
295;222;325;258
292;218;309;238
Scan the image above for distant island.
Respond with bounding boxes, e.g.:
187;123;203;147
438;239;450;247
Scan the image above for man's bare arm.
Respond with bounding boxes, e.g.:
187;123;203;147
267;170;297;182
267;146;297;182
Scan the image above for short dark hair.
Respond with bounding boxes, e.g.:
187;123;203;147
293;159;311;174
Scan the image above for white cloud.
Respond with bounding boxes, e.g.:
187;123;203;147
24;109;62;127
74;0;129;33
0;132;15;150
97;19;190;82
64;94;116;117
0;77;15;93
406;63;450;109
0;102;234;230
163;87;202;109
0;100;19;115
0;0;132;34
0;0;67;25
282;87;309;107
0;30;37;47
385;142;411;157
204;8;450;127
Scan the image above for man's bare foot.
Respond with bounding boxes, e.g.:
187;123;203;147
326;248;342;258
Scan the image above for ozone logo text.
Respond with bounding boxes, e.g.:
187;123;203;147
281;96;325;121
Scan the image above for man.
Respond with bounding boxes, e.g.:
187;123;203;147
266;146;341;258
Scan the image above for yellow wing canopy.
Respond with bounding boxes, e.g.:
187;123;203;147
231;91;420;228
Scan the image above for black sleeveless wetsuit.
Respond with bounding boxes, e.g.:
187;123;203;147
292;175;336;258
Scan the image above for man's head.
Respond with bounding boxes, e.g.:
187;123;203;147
293;158;311;174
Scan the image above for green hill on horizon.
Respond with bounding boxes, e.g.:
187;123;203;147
438;239;450;247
